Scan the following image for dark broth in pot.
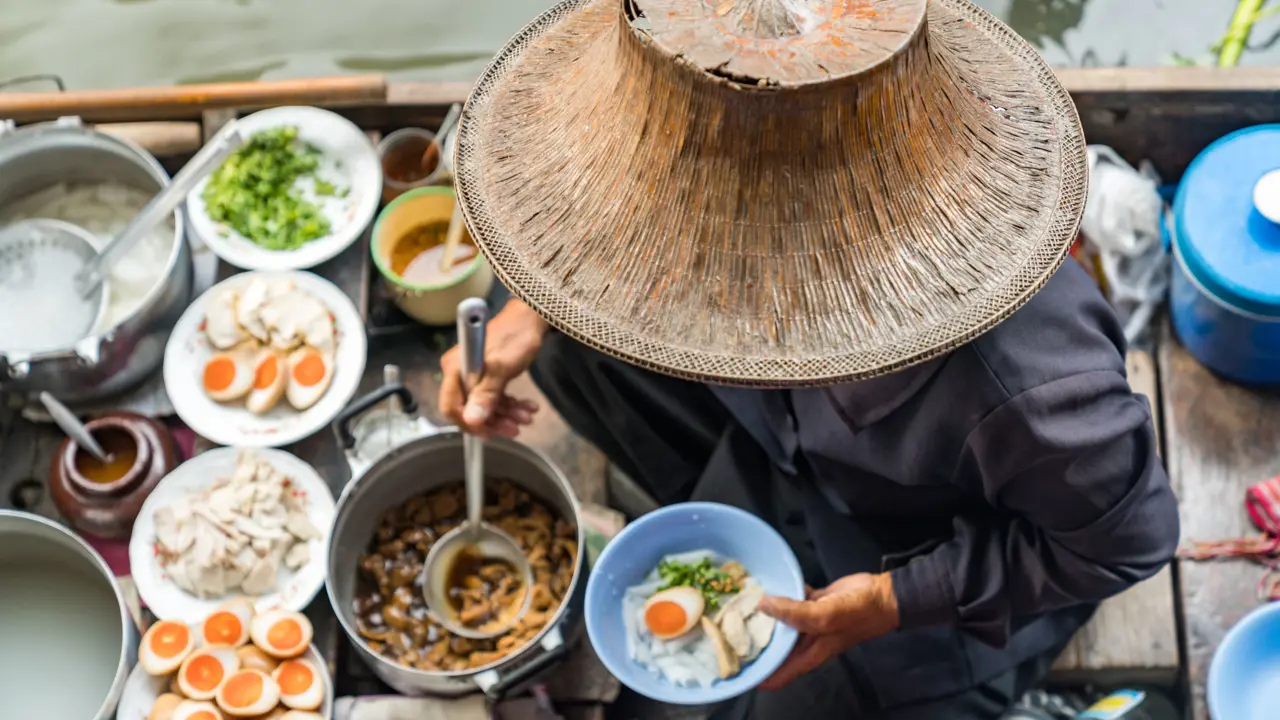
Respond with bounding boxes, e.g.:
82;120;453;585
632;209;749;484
353;479;577;672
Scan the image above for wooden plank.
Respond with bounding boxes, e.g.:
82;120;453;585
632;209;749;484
1050;350;1179;682
95;121;202;157
1159;321;1280;720
1060;68;1280;182
0;75;387;124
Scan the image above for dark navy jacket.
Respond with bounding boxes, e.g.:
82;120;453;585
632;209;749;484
710;261;1180;707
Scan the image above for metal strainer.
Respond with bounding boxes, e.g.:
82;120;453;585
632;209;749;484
0;121;245;353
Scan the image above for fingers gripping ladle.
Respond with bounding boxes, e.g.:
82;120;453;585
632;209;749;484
420;297;534;639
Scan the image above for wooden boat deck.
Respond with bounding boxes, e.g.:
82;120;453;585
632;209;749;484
5;67;1280;717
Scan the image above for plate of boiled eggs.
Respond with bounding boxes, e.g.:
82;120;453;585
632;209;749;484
120;600;331;720
163;271;366;448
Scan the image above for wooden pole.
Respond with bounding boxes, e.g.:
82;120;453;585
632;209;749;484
0;75;387;123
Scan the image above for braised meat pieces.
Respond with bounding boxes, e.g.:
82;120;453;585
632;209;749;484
354;480;577;671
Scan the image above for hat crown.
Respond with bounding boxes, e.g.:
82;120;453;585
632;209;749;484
634;0;927;85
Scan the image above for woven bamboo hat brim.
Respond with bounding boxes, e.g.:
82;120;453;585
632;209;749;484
454;0;1087;387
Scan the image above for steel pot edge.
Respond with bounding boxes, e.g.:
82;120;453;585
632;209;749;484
0;509;138;720
325;380;586;697
0;117;193;402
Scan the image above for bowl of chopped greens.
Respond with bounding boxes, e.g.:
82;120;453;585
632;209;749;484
187;106;381;271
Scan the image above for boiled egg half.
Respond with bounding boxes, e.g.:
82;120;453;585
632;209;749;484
203;344;257;402
202;598;254;647
236;644;280;673
171;699;225;720
250;609;313;659
643;586;705;640
273;658;323;710
215;669;280;717
178;645;242;700
285;347;333;411
147;693;184;720
140;619;196;675
247;350;287;415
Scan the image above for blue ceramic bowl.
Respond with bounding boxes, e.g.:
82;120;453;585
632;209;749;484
1209;602;1280;719
585;502;805;705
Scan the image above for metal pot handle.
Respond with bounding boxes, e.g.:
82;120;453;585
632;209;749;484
334;381;419;449
0;336;103;380
473;625;573;700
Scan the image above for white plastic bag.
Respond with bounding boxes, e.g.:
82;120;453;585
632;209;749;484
1081;146;1171;345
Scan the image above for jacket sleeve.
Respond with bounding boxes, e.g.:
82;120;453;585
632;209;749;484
887;369;1180;648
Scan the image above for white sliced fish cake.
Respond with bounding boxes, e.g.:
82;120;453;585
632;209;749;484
206;287;246;349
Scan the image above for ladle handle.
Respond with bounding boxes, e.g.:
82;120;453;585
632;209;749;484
76;121;246;295
436;103;463;146
39;392;110;463
457;298;489;530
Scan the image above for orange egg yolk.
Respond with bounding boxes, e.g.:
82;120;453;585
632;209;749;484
266;618;304;652
644;600;688;637
184;654;226;692
222;671;264;708
204;612;244;645
291;353;326;387
254;354;279;390
203;357;238;392
276;660;313;695
150;622;190;658
188;712;218;720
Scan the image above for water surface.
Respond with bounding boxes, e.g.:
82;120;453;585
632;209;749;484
2;0;1278;92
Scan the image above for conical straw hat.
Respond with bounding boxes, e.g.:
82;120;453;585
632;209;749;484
454;0;1087;387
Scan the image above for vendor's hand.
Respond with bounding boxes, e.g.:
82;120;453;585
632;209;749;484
758;573;900;691
439;299;550;439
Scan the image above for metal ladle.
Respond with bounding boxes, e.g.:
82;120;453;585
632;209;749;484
39;391;111;463
421;297;534;639
75;121;245;297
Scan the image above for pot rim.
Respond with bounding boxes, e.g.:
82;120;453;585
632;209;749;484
370;186;486;294
0;509;133;720
326;429;586;681
63;416;152;496
0;122;188;336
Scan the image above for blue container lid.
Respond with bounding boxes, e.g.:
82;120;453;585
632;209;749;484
1174;125;1280;317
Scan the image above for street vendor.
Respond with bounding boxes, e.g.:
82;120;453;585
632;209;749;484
437;0;1179;718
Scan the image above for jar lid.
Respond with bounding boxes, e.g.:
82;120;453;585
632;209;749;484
1175;125;1280;317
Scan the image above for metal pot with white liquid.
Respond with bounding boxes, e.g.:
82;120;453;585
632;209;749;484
0;510;138;720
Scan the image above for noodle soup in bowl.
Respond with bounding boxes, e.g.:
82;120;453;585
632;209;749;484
585;502;804;705
371;186;493;326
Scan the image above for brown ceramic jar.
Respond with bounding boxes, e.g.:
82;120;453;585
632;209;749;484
48;412;179;539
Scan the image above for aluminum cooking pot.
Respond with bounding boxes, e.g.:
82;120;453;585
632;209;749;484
0;510;138;719
326;380;586;698
0;116;192;404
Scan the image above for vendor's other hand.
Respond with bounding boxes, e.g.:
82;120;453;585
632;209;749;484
758;573;900;691
439;299;550;439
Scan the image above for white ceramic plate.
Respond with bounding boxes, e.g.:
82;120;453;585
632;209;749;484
129;447;336;624
187;106;381;271
118;641;333;720
164;270;366;448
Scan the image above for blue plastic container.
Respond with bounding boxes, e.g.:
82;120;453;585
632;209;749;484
1208;602;1280;719
1171;125;1280;384
584;502;804;705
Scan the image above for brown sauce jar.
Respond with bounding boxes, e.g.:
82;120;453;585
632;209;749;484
48;412;179;539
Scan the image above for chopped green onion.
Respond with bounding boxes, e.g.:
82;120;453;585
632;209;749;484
202;126;334;251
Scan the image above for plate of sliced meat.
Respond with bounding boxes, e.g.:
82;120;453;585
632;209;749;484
129;447;335;623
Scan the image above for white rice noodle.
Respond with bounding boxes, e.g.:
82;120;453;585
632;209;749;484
622;549;735;689
1;182;177;332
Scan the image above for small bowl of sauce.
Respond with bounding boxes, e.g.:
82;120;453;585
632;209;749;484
48;413;179;539
379;128;449;206
371;186;494;326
